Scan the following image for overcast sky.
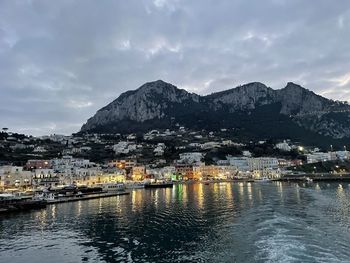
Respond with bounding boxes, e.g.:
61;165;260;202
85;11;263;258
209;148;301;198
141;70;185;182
1;0;350;136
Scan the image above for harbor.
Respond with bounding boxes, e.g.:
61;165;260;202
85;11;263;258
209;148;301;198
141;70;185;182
5;174;350;214
0;183;131;213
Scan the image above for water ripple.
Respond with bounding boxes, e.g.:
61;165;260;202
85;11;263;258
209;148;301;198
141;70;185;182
1;182;350;262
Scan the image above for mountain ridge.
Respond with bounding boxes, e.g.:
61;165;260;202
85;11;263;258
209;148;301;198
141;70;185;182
80;80;350;147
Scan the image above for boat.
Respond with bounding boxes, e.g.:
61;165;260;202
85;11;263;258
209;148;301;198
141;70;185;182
125;182;145;189
144;181;173;188
202;180;210;185
34;185;104;201
305;177;313;183
256;177;271;182
96;183;126;192
0;193;47;213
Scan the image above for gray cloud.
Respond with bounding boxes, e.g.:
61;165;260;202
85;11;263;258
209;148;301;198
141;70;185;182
0;0;350;135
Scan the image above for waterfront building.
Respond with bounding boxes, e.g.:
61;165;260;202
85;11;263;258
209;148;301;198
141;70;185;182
32;169;59;187
226;156;279;177
175;164;194;180
146;166;176;180
193;165;237;180
226;157;250;172
251;168;281;179
161;166;176;180
88;173;126;185
68;168;101;184
132;166;146;181
0;166;32;189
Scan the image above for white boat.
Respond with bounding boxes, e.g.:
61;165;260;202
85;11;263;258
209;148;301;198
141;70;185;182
125;182;145;189
256;177;271;182
97;183;126;192
34;191;57;201
305;177;313;183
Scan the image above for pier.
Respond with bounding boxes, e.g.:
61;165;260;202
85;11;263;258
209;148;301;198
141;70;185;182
45;191;130;204
277;173;350;182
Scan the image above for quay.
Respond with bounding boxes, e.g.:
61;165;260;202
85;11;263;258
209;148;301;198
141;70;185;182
276;173;350;182
173;178;255;185
45;191;130;204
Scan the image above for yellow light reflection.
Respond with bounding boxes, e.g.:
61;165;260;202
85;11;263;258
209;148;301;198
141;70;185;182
247;182;252;201
197;182;204;209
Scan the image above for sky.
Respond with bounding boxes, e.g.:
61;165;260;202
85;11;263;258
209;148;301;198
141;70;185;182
1;0;350;136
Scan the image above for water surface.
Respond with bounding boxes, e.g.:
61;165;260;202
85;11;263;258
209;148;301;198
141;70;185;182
1;182;350;262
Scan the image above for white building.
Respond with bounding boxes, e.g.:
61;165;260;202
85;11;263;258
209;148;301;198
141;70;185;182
113;141;129;154
201;142;221;150
112;141;137;154
247;157;279;171
275;140;292;151
154;143;166;156
336;151;350;160
0;166;32;189
242;151;252;157
33;146;47;153
306;152;331;164
32;169;59;187
226;157;250;172
178;152;203;164
226;156;279;177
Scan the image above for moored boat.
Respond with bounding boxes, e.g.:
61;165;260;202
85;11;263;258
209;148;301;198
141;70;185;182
96;183;126;192
305;177;313;183
256;177;271;183
125;182;145;189
0;193;47;213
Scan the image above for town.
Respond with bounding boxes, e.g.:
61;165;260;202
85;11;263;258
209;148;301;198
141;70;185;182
1;126;349;190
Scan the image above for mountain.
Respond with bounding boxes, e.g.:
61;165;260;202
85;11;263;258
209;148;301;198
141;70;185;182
81;80;350;147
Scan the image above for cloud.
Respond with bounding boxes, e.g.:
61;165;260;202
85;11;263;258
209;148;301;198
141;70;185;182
0;0;350;135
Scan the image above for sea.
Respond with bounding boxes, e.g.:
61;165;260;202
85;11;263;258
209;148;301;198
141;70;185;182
1;182;350;263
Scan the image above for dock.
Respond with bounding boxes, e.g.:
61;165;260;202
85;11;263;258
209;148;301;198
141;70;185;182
45;191;130;204
277;173;350;182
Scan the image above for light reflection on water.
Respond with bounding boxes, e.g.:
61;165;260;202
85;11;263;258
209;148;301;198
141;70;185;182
1;182;350;263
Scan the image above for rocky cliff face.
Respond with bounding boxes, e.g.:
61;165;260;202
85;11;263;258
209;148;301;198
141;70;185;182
81;80;350;142
206;82;276;112
81;80;202;131
206;81;336;115
276;82;334;115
